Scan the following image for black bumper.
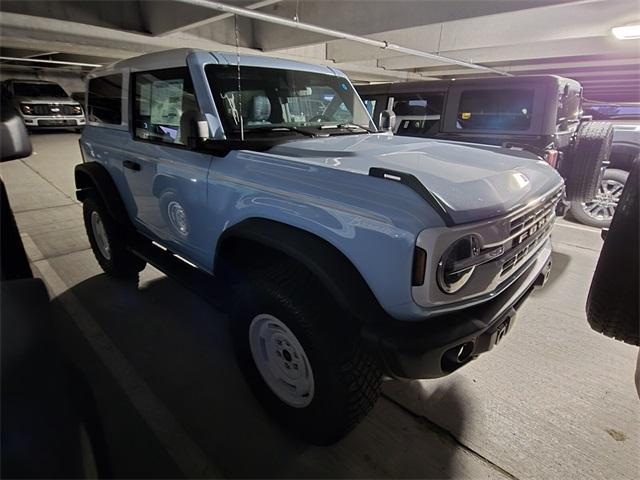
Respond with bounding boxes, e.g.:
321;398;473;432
363;244;553;379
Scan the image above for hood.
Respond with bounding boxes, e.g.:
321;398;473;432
269;134;564;224
14;96;78;105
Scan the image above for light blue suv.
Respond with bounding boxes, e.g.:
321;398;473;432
75;48;563;444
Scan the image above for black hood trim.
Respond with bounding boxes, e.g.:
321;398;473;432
369;167;454;227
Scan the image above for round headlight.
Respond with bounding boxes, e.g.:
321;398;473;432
437;235;479;294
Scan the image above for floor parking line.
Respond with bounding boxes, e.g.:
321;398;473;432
27;238;222;478
554;222;601;233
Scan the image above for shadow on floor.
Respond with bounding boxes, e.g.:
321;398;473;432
50;271;472;478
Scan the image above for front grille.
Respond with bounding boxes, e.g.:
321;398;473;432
500;189;563;276
24;104;81;116
38;119;77;126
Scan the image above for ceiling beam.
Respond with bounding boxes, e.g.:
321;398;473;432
173;0;510;75
158;0;282;36
326;0;628;63
0;11;424;82
407;58;640;78
251;0;577;51
378;37;640;71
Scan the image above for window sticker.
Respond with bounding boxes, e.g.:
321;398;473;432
461;112;471;120
139;83;151;116
150;79;184;126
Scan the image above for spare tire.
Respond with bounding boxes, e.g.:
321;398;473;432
565;121;614;202
586;159;639;346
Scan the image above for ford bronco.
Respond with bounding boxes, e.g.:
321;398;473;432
75;49;563;444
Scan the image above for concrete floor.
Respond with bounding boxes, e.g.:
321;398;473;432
1;132;638;479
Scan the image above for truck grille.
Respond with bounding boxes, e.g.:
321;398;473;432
25;104;81;116
500;189;563;276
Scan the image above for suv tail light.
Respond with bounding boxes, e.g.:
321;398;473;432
544;149;559;169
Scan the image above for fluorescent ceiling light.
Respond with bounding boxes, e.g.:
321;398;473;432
611;24;640;40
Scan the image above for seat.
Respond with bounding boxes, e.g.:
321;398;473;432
247;95;271;125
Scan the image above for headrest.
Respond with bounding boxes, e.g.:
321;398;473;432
249;95;271;122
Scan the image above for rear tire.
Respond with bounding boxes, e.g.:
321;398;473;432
565;121;614;202
569;168;628;228
82;195;146;278
230;263;382;445
586;160;639;345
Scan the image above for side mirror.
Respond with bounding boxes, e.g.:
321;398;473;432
379;109;396;132
0;96;32;162
179;110;209;148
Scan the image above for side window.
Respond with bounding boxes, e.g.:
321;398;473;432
362;98;377;116
393;94;444;118
87;74;123;125
392;93;444;135
133;68;197;146
456;89;534;131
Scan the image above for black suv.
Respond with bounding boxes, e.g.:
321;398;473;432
358;75;613;210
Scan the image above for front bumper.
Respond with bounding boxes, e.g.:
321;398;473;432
22;116;85;128
363;238;553;379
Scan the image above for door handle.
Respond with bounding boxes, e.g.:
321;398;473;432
123;160;141;171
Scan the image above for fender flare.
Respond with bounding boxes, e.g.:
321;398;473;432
215;218;390;324
74;162;131;226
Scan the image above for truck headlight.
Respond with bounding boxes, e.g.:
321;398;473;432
20;104;33;115
72;105;83;115
437;235;479;294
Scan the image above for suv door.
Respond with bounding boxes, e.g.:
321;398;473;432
124;67;213;268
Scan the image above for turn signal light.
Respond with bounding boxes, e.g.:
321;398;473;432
544;149;558;169
412;247;427;286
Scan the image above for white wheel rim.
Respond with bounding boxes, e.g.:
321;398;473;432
248;314;315;408
581;178;625;221
90;210;111;260
167;200;189;237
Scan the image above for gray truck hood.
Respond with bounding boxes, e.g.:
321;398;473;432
269;134;564;224
14;96;79;105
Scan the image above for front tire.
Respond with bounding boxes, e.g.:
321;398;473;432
569;168;628;228
82;195;146;278
230;264;382;445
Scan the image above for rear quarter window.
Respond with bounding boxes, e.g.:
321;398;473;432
87;74;123;125
456;89;534;131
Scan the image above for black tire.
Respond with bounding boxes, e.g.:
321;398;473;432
82;195;146;278
586;160;639;346
230;263;382;445
569;168;628;228
565;121;614;202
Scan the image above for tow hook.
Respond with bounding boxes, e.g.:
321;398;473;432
534;258;553;287
555;199;570;217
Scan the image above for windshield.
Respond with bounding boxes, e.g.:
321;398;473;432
205;65;375;137
13;82;68;98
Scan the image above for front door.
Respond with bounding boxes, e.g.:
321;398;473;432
123;67;212;268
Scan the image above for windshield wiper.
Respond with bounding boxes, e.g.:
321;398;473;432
239;126;317;138
318;123;374;133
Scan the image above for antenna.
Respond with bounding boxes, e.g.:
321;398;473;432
234;14;244;141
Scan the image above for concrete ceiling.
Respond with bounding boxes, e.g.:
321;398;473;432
0;0;638;100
